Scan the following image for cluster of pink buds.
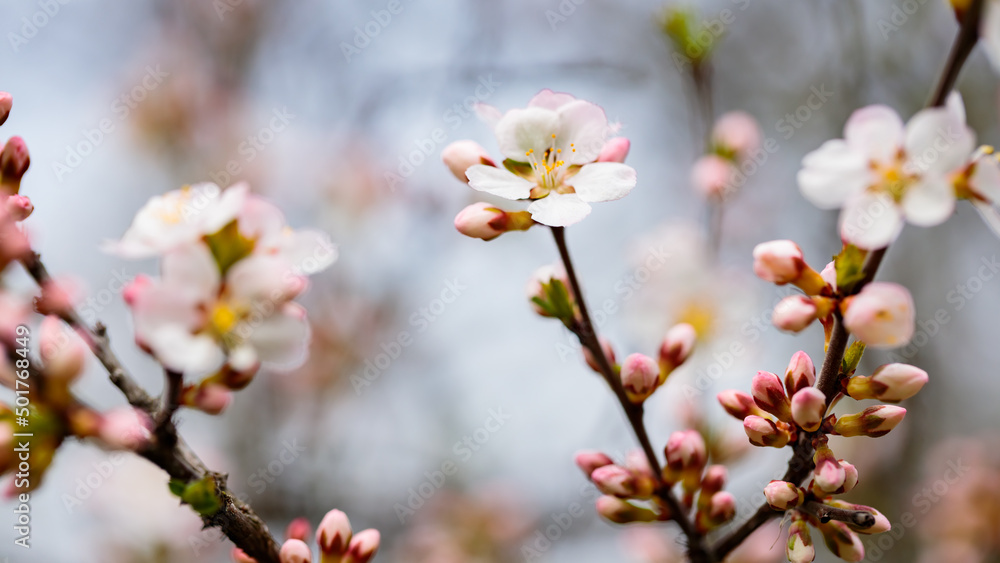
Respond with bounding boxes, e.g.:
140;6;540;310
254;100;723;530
755;240;916;349
691;111;761;201
576;432;736;533
0;93;31;271
233;509;380;563
718;347;928;561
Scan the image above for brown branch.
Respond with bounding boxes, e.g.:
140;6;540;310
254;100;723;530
551;227;716;563
18;252;282;563
711;2;983;554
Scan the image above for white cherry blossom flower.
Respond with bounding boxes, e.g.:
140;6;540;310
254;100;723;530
127;242;311;374
104;182;248;258
463;90;637;227
797;94;975;249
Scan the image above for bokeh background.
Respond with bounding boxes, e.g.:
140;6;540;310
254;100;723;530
1;0;999;561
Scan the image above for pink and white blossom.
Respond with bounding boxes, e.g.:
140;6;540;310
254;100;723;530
798;94;975;249
843;282;915;349
463;90;637;226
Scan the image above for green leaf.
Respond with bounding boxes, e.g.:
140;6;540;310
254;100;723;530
545;279;575;321
180;476;223;516
204;220;255;276
841;341;866;376
168;479;187;498
834;245;867;294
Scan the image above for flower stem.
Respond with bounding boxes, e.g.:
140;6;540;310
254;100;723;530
551;227;716;563
711;3;982;554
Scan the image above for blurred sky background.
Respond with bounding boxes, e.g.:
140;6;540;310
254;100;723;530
1;0;999;562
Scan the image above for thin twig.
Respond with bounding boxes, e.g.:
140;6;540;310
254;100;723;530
711;4;983;555
18;252;282;563
551;227;716;563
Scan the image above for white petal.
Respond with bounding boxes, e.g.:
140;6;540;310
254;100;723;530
902;177;956;226
201;182;248;234
161;243;220;300
527;192;592;227
238;195;286;245
475;103;503;129
493;107;560;161
465;164;534;200
839;192;904;250
971;155;1000;203
227;255;298;303
555;100;610;164
567;163;636;202
247;303;310;369
148;327;224;373
528;89;577;110
973;199;1000;239
982;1;1000;73
844;105;904;164
797;140;872;209
904;106;975;175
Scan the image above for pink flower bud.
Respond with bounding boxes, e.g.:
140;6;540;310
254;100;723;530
442;140;494;181
743;415;791;448
98;407;152;450
286;517;311;542
575;450;614;476
712;111;761;157
786;517;815;563
595;495;659;524
751;371;792;422
717;389;764;420
846;363;928;402
842;282;915;349
5;195;32;221
231;547;257;563
623;450;656;499
826;501;891;535
813;443;846;493
818;521;865;562
0;136;30;193
621;353;660;403
454;203;508;241
833;405;906;438
526;264;570;317
279;539;312;563
752;240;807;284
708;491;736;523
700;465;727;496
597;137;631;163
773;296;818;332
38;316;86;382
691;154;735;199
664;430;707;472
840;460;859;493
583;337;616;374
188;383;232;415
0;93;11;127
37;277;82;316
784;351;816;396
317;509;352;555
791;387;826;432
764;480;805;510
659;323;696;377
591;464;638;497
820;260;837;289
344;529;380;563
